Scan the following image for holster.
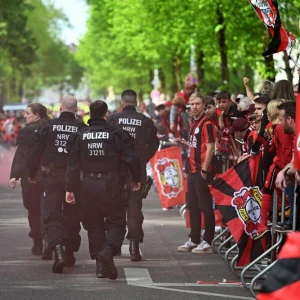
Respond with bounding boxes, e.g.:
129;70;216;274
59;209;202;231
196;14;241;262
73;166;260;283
142;176;153;199
41;165;51;176
41;162;56;178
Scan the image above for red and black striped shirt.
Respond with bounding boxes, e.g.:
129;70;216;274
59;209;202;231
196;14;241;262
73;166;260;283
188;114;216;173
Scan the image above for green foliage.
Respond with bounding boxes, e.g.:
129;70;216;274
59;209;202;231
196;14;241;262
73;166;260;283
0;0;83;104
77;0;299;97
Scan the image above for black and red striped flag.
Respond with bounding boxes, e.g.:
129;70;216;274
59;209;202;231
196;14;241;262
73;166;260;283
209;154;266;266
257;233;300;300
248;0;296;56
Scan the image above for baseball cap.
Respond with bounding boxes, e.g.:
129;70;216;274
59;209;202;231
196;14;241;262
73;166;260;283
164;101;172;107
243;103;255;114
229;118;250;133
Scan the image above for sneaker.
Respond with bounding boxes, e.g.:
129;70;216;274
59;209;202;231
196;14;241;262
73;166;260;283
192;241;213;254
178;239;198;252
162;207;174;211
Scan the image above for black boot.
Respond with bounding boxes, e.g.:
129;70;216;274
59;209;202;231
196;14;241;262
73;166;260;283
65;247;76;267
97;245;118;280
129;241;142;262
42;240;53;260
31;239;43;255
52;245;66;273
96;257;106;278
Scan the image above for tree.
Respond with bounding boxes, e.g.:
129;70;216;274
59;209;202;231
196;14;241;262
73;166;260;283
77;0;300;98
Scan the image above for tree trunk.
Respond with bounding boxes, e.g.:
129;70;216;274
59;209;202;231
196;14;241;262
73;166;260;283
170;54;182;94
137;76;143;102
196;50;205;91
216;3;229;89
174;55;182;91
0;83;5;108
158;67;166;91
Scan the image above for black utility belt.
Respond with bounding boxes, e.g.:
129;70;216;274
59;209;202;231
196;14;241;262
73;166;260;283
83;172;110;179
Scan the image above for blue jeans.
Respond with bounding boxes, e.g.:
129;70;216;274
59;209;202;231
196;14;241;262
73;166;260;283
285;185;294;223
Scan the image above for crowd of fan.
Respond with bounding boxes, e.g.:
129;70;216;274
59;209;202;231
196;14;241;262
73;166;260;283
142;72;299;235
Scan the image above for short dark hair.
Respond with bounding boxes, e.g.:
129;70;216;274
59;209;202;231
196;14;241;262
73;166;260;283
204;96;215;106
254;95;270;106
121;89;137;104
216;91;231;101
277;101;296;120
155;104;165;111
89;100;108;118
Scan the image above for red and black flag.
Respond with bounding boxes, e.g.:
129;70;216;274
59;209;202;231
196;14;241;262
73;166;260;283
208;154;266;266
257;232;300;300
248;0;296;56
150;146;187;208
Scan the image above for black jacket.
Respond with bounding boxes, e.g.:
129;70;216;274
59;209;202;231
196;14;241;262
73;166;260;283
107;105;159;162
28;112;86;178
65;118;141;192
10;122;40;180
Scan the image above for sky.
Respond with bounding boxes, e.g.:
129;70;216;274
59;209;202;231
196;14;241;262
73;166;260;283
51;0;88;44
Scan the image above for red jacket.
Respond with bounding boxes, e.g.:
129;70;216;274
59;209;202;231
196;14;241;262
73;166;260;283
270;124;294;169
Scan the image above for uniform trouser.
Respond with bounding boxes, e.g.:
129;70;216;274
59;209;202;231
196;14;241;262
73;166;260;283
42;170;81;251
21;176;43;241
81;176;126;260
126;164;147;243
187;171;215;245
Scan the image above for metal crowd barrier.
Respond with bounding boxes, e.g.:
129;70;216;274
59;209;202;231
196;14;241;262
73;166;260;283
249;181;298;298
211;154;298;299
240;189;285;291
178;149;298;299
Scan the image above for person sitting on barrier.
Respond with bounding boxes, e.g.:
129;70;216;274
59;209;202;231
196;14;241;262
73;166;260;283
251;96;272;178
216;91;245;165
243;77;274;101
274;101;297;232
255;99;294;239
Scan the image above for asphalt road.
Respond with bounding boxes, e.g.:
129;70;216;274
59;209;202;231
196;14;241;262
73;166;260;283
0;179;253;300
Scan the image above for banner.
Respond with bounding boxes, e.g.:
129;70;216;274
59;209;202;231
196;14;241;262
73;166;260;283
209;154;266;266
294;88;300;170
150;146;186;208
248;0;296;56
257;233;300;300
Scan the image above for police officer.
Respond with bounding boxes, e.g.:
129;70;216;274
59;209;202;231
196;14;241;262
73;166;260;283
28;95;86;273
107;89;159;261
65;100;141;279
10;103;50;255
